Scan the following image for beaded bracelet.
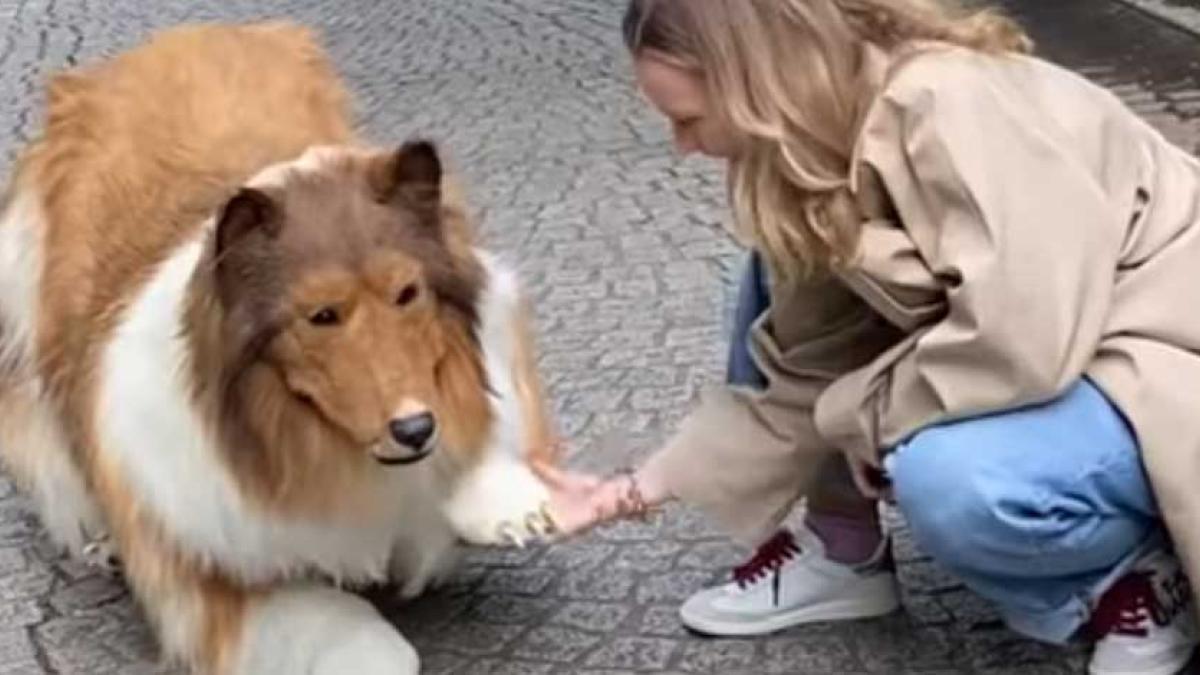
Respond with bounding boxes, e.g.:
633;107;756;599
614;468;651;522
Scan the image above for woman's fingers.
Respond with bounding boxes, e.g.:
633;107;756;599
546;491;607;536
542;476;633;537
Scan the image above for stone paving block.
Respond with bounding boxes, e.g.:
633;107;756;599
0;629;40;674
635;571;716;605
964;631;1089;672
938;588;1005;630
612;542;685;573
466;658;559;675
0;505;41;547
0;548;27;575
468;594;559;625
476;568;558;597
897;559;966;594
383;593;473;642
552;601;632;633
37;612;139;675
422;651;470;675
674;639;760;674
48;576;127;615
677;541;746;571
511;625;604;663
428;621;525;657
761;632;864;674
583;636;680;670
900;592;953;627
850;622;960;673
535;542;618;572
559;568;638;602
638;605;691;639
0;598;45;631
0;565;55;603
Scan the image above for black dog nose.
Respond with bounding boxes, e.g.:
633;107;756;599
389;413;436;450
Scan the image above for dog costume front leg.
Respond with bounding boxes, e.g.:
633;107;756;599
231;583;418;675
107;523;415;675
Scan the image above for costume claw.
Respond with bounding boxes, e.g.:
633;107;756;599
81;534;120;573
497;522;525;548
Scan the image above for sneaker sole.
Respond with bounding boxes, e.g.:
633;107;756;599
1088;646;1196;675
679;578;902;637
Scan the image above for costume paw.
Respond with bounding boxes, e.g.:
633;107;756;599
443;457;556;547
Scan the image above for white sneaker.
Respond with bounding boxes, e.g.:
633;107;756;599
679;524;901;636
1088;548;1198;675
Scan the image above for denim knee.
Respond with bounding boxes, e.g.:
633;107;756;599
889;426;1030;574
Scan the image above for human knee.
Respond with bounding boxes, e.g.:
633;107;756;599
889;427;1021;569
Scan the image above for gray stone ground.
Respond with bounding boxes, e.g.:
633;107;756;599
1;0;1200;673
1115;0;1200;38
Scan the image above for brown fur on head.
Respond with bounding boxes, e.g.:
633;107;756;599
187;141;495;509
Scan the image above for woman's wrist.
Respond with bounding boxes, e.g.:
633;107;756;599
632;462;672;507
602;464;674;523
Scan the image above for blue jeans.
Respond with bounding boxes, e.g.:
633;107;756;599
727;253;1162;644
727;252;770;390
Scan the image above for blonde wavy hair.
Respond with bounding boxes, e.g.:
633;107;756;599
622;0;1032;278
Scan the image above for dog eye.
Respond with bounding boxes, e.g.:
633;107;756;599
396;284;420;307
308;307;340;326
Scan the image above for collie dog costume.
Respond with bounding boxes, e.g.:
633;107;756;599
0;22;560;674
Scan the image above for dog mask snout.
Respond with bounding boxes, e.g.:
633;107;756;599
372;404;439;467
389;413;436;451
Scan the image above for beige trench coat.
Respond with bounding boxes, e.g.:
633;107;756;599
644;42;1200;608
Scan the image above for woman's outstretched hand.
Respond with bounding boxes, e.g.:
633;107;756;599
533;461;668;537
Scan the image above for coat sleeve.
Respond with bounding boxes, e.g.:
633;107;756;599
813;56;1126;461
642;275;901;544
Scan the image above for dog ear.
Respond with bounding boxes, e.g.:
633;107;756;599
371;139;442;214
213;187;284;315
215;188;281;257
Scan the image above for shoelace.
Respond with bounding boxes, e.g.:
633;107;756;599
1088;568;1190;639
732;530;801;589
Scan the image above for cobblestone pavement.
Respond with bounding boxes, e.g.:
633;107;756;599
1;0;1200;673
1115;0;1200;37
